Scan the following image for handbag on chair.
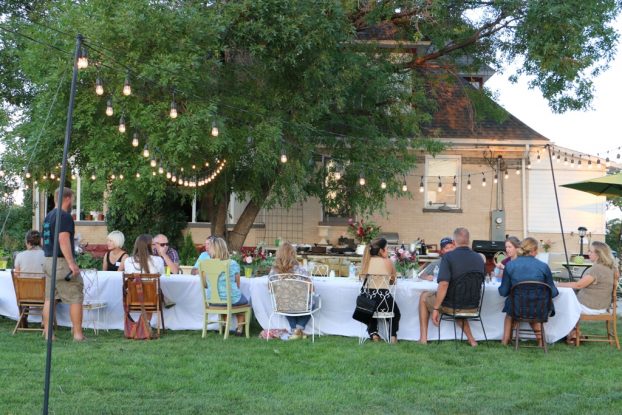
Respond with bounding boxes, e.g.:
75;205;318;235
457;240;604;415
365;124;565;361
123;276;153;340
352;276;378;324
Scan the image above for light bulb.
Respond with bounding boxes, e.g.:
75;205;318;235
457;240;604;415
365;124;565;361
150;159;157;168
106;99;113;116
132;133;139;147
527;159;532;169
77;46;88;69
143;146;149;158
359;174;366;186
136;172;141;178
419;180;424;193
111;174;116;179
452;181;457;192
91;174;96;180
25;172;31;179
123;74;131;96
95;77;104;95
334;171;341;180
381;181;387;190
170;101;178;119
537;152;541;162
280;150;287;163
564;156;568;165
516;167;520;175
192;164;196;170
556;154;561;162
166;171;172;179
172;174;177;183
50;173;55;180
504;170;509;180
467;181;471;190
401;183;407;192
119;174;124;180
205;162;210;167
437;182;442;192
211;122;219;137
71;174;76;180
605;157;610;167
152;171;156;176
158;165;164;174
493;174;498;184
482;177;486;187
118;116;126;133
570;159;575;168
588;159;592;169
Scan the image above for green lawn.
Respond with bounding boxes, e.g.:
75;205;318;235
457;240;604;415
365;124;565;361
1;317;622;415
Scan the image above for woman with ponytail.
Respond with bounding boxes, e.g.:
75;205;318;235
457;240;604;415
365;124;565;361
498;237;558;345
359;237;400;343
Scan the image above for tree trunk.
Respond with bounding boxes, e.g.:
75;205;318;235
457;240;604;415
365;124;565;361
201;190;228;237
227;199;262;252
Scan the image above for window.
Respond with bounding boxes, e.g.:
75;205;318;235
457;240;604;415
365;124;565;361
424;155;461;210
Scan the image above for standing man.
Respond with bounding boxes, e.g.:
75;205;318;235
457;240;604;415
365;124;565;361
418;227;485;346
153;234;180;274
42;187;85;341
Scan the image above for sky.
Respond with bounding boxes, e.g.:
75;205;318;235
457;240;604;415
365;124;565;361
486;17;622;159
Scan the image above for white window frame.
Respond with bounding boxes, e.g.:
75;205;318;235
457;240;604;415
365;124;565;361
424;155;462;210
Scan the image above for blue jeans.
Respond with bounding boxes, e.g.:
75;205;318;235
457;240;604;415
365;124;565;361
286;315;311;330
231;294;248;307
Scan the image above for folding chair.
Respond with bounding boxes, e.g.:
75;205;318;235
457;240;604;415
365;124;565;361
575;273;620;349
358;274;398;344
267;273;321;342
437;271;487;346
123;273;165;337
11;270;50;335
508;281;553;353
198;259;252;339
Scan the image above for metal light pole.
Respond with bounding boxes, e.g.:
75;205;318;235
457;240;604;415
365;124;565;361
42;34;83;415
578;226;587;256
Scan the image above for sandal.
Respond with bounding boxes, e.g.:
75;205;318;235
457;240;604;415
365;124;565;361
369;332;380;342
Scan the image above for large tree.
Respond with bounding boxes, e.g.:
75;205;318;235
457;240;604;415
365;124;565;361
1;0;620;250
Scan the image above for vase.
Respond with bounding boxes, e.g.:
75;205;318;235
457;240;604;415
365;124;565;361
356;244;366;256
536;253;550;264
244;266;253;277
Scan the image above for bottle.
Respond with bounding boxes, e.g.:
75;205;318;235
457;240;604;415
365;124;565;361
349;262;356;278
433;265;439;282
421;240;427;255
401;241;406;251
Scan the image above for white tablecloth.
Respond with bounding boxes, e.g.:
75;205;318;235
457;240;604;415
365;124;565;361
0;271;251;331
247;276;581;343
0;271;580;342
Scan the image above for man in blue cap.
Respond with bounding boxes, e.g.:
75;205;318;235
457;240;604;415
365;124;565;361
418;236;455;281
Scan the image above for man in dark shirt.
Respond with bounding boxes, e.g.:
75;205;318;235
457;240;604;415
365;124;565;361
418;227;485;346
42;187;85;341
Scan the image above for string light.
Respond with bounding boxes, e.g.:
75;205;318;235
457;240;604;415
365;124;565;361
467;174;471;190
158;163;164;174
77;46;88;69
91;174;96;180
504;170;509;180
280;148;287;163
132;132;139;147
481;173;486;187
106;99;113;116
119;174;124;180
515;166;520;175
597;159;601;168
49;173;55;180
123;73;131;96
564;155;568;165
111;174;116;180
381;180;387;190
527;159;531;169
166;171;172;179
401;180;407;192
170;100;178;119
150;158;157;168
118;115;126;133
537;152;541;162
556;152;561;163
95;77;104;95
211;121;219;137
452;176;457;192
419;177;424;193
570;157;575;168
136;172;141;178
172;172;177;183
25;171;31;179
205;162;210;167
493;173;498;184
606;156;610;167
578;159;582;168
588;159;592;169
359;173;366;186
437;176;442;192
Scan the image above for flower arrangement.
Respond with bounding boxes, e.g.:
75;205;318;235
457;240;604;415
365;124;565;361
391;248;419;276
347;218;381;244
541;239;554;253
232;246;274;276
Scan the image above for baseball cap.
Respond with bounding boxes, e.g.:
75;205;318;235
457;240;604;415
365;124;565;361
440;237;454;249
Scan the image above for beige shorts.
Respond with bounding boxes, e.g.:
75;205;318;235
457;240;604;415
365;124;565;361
43;257;84;304
423;292;476;315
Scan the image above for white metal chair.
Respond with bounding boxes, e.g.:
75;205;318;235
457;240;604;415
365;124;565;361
358;274;397;344
267;273;321;342
82;269;108;335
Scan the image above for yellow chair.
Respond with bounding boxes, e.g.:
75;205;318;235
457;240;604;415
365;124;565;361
199;259;252;339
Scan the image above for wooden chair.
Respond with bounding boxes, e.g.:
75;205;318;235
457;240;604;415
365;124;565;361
508;281;553;353
437;271;487;346
574;272;620;349
122;273;165;336
198;259;252;339
11;270;49;335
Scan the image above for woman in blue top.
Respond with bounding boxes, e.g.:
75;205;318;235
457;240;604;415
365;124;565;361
208;237;248;336
498;237;558;345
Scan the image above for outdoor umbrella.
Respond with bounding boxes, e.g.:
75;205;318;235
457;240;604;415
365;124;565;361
560;172;622;197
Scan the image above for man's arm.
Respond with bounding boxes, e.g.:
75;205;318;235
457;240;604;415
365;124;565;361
431;281;449;325
156;245;179;274
59;232;80;276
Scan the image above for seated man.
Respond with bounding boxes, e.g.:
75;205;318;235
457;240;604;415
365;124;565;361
153;234;180;274
418;237;455;281
418;227;485;346
191;236;213;275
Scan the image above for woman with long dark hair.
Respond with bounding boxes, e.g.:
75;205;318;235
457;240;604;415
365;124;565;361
123;234;165;275
359;237;400;343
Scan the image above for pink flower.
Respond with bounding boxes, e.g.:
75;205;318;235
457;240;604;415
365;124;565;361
398;248;404;254
244;256;253;264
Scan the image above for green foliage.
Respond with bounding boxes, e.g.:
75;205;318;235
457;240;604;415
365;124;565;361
178;232;198;266
606;218;621;255
0;194;33;266
75;251;100;270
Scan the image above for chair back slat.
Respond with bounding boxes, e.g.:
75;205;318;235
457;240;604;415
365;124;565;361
509;281;553;322
442;271;485;310
12;271;46;305
268;273;312;313
198;259;232;306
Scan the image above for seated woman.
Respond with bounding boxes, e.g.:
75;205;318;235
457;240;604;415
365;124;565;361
498;237;558;345
123;234;165;275
102;230;128;272
269;242;314;340
495;236;520;279
558;241;617;343
14;230;45;275
359;237;401;343
206;237;249;337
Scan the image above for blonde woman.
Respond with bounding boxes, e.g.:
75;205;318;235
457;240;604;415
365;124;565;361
558;241;618;343
498;237;559;345
207;237;248;336
359;237;400;343
102;230;128;272
270;242;313;339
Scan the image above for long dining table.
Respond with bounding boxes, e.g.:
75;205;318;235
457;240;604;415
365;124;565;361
0;270;581;343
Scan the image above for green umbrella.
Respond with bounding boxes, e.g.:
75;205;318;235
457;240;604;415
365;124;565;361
561;172;622;197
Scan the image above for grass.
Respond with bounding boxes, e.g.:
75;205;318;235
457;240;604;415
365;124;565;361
2;317;622;415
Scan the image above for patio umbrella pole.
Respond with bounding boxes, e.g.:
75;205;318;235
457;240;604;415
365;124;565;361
42;34;82;415
546;145;570;265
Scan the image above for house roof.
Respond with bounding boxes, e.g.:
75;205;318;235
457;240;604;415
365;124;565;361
421;75;550;142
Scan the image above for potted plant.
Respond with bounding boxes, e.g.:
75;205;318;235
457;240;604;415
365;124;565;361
347;218;381;255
